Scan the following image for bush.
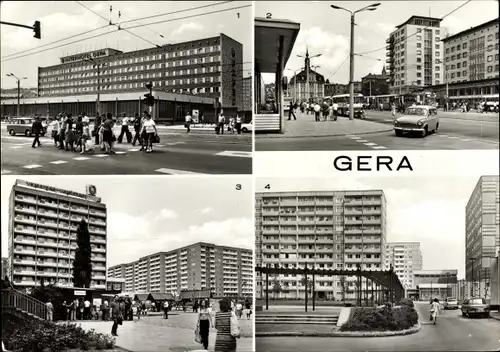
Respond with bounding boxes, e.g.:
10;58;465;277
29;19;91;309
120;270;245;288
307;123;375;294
3;317;116;351
340;305;418;332
398;298;415;308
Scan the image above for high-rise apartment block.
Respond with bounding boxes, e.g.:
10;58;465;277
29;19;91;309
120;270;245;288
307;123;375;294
384;242;423;289
466;175;500;283
107;242;253;297
255;190;387;301
7;180;107;290
442;19;499;84
386;16;447;94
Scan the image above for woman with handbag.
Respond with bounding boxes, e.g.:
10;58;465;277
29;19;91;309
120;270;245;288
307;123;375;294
196;300;213;350
50;117;60;147
140;113;158;153
214;298;239;352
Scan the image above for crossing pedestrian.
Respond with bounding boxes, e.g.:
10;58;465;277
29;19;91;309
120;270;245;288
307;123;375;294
111;296;122;337
163;300;169;319
313;102;321;122
288;100;297;120
140;113;158;153
217;111;225;135
235;113;242;134
117;115;132;143
102;113;116;154
185;112;192;133
31;116;43;148
131;113;142;147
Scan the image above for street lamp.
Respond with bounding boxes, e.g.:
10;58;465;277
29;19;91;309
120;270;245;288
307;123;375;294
331;2;381;120
298;50;322;104
435;58;448;107
84;58;107;115
6;73;27;118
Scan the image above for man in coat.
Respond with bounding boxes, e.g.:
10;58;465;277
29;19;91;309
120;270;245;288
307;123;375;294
31;116;43;148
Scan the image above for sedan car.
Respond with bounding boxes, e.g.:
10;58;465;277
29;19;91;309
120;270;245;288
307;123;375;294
394;105;439;137
444;297;459;310
461;297;490;318
241;120;253;133
6;117;47;137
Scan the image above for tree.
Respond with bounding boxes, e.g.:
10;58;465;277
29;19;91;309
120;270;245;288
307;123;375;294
340;276;347;303
72;219;92;288
271;277;282;299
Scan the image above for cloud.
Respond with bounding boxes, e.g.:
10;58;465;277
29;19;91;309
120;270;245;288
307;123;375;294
107;212;152;241
375;22;396;34
170;22;204;38
200;207;214;215
441;16;464;37
156;208;179;220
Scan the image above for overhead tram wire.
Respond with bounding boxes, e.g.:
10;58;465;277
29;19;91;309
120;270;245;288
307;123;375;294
1;3;251;62
1;25;110;60
358;0;472;55
326;54;350;81
75;1;161;48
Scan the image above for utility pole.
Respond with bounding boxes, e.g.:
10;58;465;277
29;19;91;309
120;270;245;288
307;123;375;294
84;58;105;115
6;73;27;118
469;257;476;296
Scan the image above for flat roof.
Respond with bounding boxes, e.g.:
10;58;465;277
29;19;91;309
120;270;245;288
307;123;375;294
396;15;442;29
415;270;458;275
442;18;499;42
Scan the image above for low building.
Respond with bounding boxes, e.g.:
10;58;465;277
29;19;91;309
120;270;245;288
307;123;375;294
106;277;125;292
490;251;500;310
324;82;348;96
361;68;390;97
414;270;458;286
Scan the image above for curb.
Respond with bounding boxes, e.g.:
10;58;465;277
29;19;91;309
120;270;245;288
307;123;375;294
490;314;500;322
256;320;421;338
256;127;392;139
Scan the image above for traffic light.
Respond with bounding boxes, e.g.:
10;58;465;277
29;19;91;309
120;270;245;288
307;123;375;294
143;93;155;106
145;81;152;91
33;21;41;39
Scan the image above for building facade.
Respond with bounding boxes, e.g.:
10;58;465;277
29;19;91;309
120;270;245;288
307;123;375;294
36;34;243;112
255;190;387;301
241;76;252;120
1;257;8;280
361;68;390;97
466;175;500;284
386;16;447;94
107;242;252;297
288;49;325;102
414;269;458;300
7;180;107;291
324;83;348;96
384;242;423;289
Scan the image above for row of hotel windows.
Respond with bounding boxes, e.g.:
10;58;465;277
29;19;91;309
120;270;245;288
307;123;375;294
40;85;220;96
446;51;499;63
40;46;222;76
445;33;498;53
41;60;223;82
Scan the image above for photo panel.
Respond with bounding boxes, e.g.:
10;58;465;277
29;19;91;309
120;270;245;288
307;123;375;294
1;175;254;351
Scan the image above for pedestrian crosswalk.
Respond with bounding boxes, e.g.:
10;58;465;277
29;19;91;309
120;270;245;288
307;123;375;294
346;135;387;150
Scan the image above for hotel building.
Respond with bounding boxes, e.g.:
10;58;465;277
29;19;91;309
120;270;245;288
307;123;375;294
386;16;447;94
466;175;500;286
7;180;107;290
255;190;387;301
384;242;423;289
107;242;253;297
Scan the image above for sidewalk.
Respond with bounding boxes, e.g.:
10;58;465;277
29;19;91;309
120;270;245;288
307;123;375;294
256;113;391;138
76;320;253;352
490;311;500;321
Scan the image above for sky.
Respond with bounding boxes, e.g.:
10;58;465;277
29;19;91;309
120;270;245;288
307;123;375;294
256;171;499;280
256;1;499;84
0;1;252;89
1;176;253;267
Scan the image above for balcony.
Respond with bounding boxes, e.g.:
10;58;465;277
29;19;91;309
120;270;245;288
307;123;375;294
345;219;363;225
14;216;37;225
15;196;37;204
37;251;57;258
344;200;363;206
15;258;36;265
36;261;58;267
386;58;393;63
345;237;363;244
14;248;36;255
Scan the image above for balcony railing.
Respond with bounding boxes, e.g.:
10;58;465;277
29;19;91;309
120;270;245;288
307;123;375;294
1;288;47;320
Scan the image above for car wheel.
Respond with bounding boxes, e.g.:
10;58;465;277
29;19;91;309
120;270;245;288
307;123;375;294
421;127;428;137
242;128;248;133
9;129;16;136
435;122;439;133
395;130;403;137
25;129;31;137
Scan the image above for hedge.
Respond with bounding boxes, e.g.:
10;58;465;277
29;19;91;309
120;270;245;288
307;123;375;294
340;304;418;332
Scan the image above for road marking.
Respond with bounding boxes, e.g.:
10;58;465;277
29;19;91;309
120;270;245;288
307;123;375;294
356;140;369;143
347;136;362;140
73;157;90;161
114;151;126;155
23;164;42;169
13;143;32;146
49;160;68;165
364;142;378;146
215;151;252;158
154;168;207;175
10;146;23;149
384;119;395;122
1;170;12;174
372;146;387;149
448;136;460;139
94;154;109;158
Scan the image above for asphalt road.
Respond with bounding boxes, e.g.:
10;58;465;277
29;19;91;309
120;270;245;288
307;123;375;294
257;111;499;151
1;127;252;175
256;302;500;352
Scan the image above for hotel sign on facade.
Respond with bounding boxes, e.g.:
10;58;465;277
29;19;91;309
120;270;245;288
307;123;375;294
60;49;116;64
16;180;101;202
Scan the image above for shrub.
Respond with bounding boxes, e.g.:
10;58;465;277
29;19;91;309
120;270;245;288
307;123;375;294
340;304;418;332
3;317;115;351
398;298;415;308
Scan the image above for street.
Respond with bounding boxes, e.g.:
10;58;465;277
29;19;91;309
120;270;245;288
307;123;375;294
256;110;499;151
1;125;252;175
256;302;500;352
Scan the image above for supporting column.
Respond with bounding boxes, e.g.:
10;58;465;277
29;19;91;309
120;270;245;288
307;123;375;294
265;271;269;311
312;274;315;311
304;264;308;313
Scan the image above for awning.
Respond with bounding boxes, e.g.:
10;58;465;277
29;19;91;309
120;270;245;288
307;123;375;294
255;17;300;73
179;289;212;300
134;294;149;301
147;293;175;301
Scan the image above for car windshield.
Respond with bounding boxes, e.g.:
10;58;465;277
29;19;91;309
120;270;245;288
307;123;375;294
405;107;427;116
470;298;486;304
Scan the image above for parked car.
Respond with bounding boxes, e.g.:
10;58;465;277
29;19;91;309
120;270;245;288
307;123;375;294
394;105;439;137
6;117;47;137
444;297;459;310
461;297;490;318
241;120;253;133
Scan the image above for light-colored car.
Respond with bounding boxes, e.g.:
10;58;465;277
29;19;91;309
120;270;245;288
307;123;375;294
394;105;439;137
6;117;47;137
444;297;459;310
461;297;490;318
241;120;253;133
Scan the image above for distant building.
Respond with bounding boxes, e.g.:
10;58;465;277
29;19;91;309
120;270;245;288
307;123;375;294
414;269;458;301
384;242;423;289
361;67;390;96
324;83;348;96
386;16;447;94
288;48;325;102
241;76;252;121
1;257;8;280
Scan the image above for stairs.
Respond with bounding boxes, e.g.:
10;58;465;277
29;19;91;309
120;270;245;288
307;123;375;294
256;313;340;325
1;289;47;321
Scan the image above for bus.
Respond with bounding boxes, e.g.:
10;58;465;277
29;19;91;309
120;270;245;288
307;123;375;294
325;93;365;117
364;94;398;110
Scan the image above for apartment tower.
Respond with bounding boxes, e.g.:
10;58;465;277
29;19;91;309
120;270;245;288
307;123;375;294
384;242;423;289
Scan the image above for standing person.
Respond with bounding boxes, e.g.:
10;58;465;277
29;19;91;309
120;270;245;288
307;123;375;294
46;299;54;321
59;114;67;150
235;113;242;134
391;102;396;120
197;300;213;350
163;300;169;319
214;298;238;352
31;116;43;148
80;117;93;154
102;113;116;154
102;300;109;321
75;114;84;152
71;299;78;321
244;300;251;319
430;298;441;325
229;116;236;134
185;112;192;133
217;111;225;135
288;100;296;120
117;115;132;143
140;113;158;153
321;101;329;122
313;102;321;122
93;113;102;145
332;101;338;121
64;114;76;152
78;299;84;320
110;296;121;337
84;298;91;320
235;301;243;319
125;298;132;321
131;113;143;147
50;117;60;147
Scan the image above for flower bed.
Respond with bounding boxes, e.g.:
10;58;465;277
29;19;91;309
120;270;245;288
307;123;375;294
2;315;116;351
340;303;418;332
